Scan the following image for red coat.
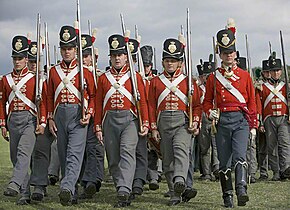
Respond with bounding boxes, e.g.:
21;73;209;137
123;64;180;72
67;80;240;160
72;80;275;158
148;68;202;130
94;64;149;131
256;80;288;121
144;71;155;101
203;65;257;128
0;67;47;127
47;58;95;118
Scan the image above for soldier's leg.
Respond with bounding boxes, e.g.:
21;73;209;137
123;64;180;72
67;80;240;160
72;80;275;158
264;117;280;180
6;112;36;196
48;140;60;185
211;137;220;178
246;136;257;183
199;124;211;180
258;132;268;179
147;149;159;190
30;127;54;201
231;114;249;206
277;117;290;179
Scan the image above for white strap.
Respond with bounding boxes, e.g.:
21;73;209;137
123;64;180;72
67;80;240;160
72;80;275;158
263;82;287;109
157;74;188;108
6;73;36;111
199;84;205;103
215;70;246;103
54;66;81;102
103;71;135;109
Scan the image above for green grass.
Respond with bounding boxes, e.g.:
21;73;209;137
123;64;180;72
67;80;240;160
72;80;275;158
0;137;289;210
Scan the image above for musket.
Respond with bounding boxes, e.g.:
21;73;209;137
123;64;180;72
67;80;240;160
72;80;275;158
245;34;254;80
44;22;51;79
35;13;42;128
186;8;193;128
153;47;157;71
134;25;145;80
269;41;272;54
120;14;143;132
53;45;58;64
75;0;85;119
211;36;218;135
88;20;98;87
280;30;290;122
180;24;187;75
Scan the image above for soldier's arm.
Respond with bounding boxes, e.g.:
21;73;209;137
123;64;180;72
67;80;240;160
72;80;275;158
148;77;158;131
94;74;104;132
246;73;258;129
136;73;149;129
203;73;214;118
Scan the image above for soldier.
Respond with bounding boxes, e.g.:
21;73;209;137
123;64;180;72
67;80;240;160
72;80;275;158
47;25;95;205
141;45;160;191
148;38;201;206
256;54;290;181
0;36;46;201
256;60;272;181
79;34;104;199
203;28;257;207
94;34;149;208
196;58;219;182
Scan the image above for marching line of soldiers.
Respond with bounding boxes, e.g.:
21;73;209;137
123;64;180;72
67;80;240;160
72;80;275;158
1;13;290;209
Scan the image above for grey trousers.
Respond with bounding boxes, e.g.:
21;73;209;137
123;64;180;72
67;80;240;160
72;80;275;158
103;110;138;194
7;111;36;188
147;149;159;181
199;113;219;175
264;116;290;173
257;132;269;176
132;135;148;189
216;112;249;172
81;119;104;184
246;136;257;176
48;140;60;177
55;104;87;194
158;111;191;183
30;126;55;186
185;136;196;188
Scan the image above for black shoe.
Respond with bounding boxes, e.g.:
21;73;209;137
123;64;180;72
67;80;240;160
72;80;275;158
258;175;268;181
281;167;290;180
149;180;159;190
250;176;256;183
271;172;280;181
167;199;181;206
31;187;44;201
49;175;59;186
84;182;97;197
237;193;249;206
59;189;72;206
71;198;78;205
174;182;186;194
16;197;31;205
115;191;130;208
223;194;234;208
4;188;18;197
96;180;102;192
132;187;143;196
182;188;197;202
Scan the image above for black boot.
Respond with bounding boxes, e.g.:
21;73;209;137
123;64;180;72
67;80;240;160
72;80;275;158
235;162;249;206
220;170;234;208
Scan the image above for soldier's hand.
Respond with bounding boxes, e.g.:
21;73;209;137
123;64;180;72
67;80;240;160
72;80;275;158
1;127;9;142
152;129;161;142
80;114;91;125
250;128;257;141
35;125;45;135
139;126;149;136
258;126;265;133
188;122;199;136
95;131;104;145
48;119;57;138
209;109;219;121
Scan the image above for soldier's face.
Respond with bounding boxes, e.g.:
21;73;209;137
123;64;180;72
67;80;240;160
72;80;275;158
270;69;282;80
60;47;76;62
219;51;236;66
13;57;28;71
144;64;152;74
83;54;92;67
110;54;127;69
162;58;181;73
262;70;271;79
27;60;37;72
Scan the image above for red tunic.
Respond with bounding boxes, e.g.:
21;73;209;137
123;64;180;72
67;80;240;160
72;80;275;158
203;65;257;128
256;80;288;121
94;64;149;131
0;67;47;127
47;58;95;118
148;68;202;130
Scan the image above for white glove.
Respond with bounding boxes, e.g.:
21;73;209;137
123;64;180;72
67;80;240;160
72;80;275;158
209;109;219;121
250;128;256;141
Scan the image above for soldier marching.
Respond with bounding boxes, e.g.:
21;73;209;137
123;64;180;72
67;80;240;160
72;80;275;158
0;8;290;209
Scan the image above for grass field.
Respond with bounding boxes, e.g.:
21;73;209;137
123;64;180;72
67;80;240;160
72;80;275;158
0;137;289;210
